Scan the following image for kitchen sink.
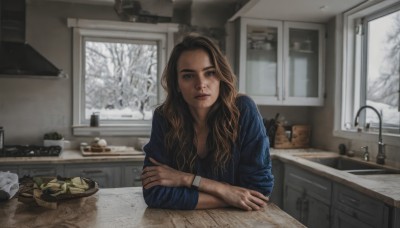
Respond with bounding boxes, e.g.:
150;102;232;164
346;169;400;175
301;156;380;170
297;155;400;175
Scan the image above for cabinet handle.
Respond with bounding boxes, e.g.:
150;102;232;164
352;211;358;219
32;171;54;176
82;170;103;174
343;194;360;206
302;198;309;212
296;198;302;211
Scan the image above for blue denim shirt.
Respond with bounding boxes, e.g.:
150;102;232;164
142;95;274;210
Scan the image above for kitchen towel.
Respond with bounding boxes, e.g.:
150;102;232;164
0;171;19;201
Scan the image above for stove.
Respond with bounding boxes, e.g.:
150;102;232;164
0;145;62;157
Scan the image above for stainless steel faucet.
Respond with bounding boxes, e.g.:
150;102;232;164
354;105;386;164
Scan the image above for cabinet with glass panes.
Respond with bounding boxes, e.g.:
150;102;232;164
237;18;325;106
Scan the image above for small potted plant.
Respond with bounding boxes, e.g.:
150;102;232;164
43;132;64;149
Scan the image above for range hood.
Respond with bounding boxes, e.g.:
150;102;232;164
0;0;67;78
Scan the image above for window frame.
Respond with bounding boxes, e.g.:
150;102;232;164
67;18;178;136
334;0;400;146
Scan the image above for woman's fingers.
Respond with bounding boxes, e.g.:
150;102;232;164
245;199;261;211
250;190;269;203
149;157;164;166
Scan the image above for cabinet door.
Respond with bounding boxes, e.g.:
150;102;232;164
270;159;283;208
239;18;283;105
123;163;143;187
19;165;63;177
304;195;330;228
283;21;325;106
0;166;19;174
64;164;121;188
283;184;303;221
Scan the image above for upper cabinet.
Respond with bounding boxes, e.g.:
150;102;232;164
237;18;325;106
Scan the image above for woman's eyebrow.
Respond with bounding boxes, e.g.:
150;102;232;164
179;66;215;73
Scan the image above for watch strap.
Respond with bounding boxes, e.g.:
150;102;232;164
192;175;202;189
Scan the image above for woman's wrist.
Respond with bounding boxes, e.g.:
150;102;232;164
182;173;195;188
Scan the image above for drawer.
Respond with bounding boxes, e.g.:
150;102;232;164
333;184;389;227
64;164;121;188
285;164;332;204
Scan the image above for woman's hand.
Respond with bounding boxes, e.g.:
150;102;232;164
217;184;269;211
141;157;194;189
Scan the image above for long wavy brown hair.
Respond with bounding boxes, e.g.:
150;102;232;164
159;34;239;174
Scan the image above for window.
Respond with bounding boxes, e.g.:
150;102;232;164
68;19;178;136
337;1;400;145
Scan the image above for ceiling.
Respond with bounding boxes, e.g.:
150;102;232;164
38;0;370;23
230;0;368;23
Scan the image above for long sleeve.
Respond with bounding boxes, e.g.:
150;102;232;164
236;96;274;196
142;110;199;210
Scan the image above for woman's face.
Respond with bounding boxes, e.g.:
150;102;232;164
177;49;220;114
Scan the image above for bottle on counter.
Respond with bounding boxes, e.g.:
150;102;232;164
90;112;100;127
0;126;4;152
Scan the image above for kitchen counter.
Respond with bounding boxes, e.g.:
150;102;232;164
274;149;400;208
0;187;304;228
0;149;145;165
1;148;400;207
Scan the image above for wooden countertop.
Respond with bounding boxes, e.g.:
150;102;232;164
0;187;304;228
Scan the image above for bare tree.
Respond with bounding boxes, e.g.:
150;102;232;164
85;41;157;119
368;13;400;107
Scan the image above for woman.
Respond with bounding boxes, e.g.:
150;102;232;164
141;35;274;211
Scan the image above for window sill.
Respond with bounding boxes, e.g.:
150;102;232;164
333;129;400;147
72;124;151;136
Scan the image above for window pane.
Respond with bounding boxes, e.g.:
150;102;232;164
246;25;278;96
366;10;400;132
288;28;319;97
84;40;158;122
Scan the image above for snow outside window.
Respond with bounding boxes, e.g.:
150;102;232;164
68;19;177;136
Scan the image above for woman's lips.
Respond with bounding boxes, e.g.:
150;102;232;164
195;94;210;99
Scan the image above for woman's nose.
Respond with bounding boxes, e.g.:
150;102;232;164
195;75;207;89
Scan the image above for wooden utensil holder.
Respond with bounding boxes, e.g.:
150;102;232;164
274;124;311;149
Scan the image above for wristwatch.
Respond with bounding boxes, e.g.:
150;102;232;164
191;175;202;189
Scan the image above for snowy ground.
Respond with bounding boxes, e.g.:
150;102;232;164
86;108;153;121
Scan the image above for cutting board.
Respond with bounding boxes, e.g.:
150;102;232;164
81;146;144;156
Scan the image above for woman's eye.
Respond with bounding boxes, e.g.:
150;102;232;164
205;70;216;77
182;74;193;79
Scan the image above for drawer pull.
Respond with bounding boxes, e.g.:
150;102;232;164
82;170;103;174
352;211;358;219
344;196;360;205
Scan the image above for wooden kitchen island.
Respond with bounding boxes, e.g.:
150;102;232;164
0;187;304;227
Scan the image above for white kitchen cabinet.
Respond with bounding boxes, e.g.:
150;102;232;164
237;18;325;106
